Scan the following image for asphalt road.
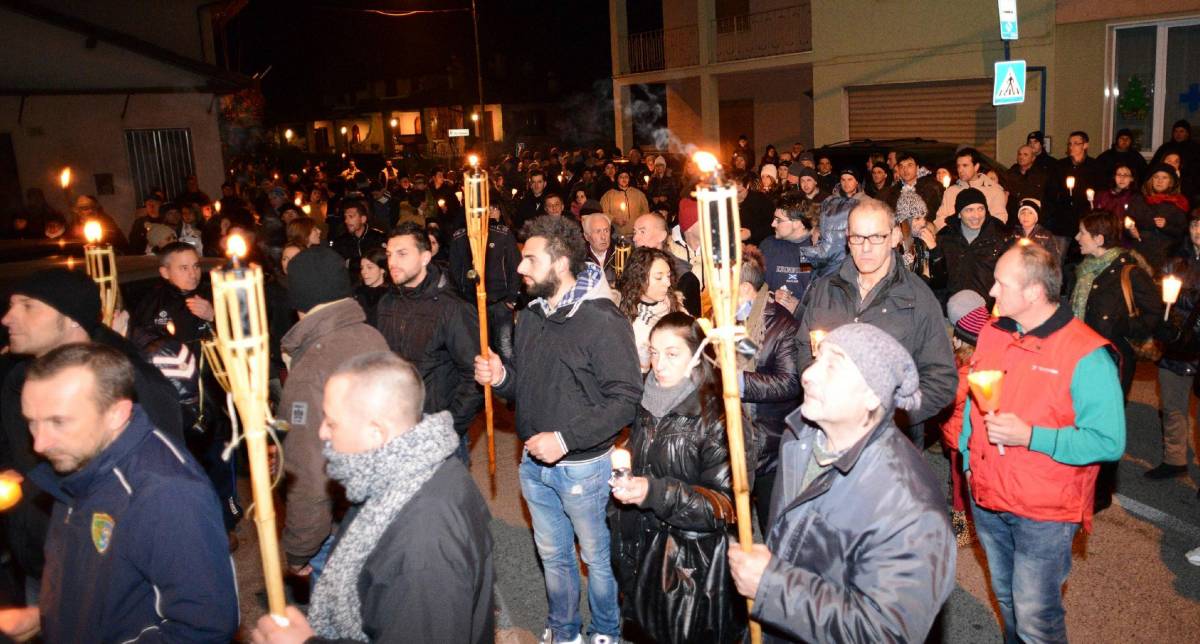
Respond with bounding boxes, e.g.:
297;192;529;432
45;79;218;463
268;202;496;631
233;360;1200;642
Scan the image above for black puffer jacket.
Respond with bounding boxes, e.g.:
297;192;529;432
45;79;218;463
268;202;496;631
1128;193;1189;275
609;389;754;644
1074;251;1163;391
932;213;1010;305
373;264;483;436
742;299;800;477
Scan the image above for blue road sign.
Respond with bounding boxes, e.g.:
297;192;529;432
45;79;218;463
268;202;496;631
999;0;1019;40
994;60;1026;106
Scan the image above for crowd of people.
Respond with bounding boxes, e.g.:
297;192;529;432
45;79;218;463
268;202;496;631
0;120;1198;643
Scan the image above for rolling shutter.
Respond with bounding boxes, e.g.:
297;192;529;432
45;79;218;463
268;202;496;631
847;80;996;158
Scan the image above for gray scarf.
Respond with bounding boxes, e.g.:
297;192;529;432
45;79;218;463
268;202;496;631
641;372;698;419
308;411;459;641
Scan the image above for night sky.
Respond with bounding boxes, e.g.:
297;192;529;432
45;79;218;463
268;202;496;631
227;1;614;124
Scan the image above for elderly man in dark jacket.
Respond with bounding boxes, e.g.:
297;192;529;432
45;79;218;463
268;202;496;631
933;187;1010;305
278;247;390;578
252;352;494;643
728;323;956;643
375;222;483;463
797;200;958;445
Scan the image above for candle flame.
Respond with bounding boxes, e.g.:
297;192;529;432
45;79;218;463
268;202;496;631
60;167;72;189
692;151;719;174
301;204;311;214
1065;176;1076;190
1163;275;1183;304
511;188;518;196
0;476;22;511
1086;188;1095;200
967;370;1004;413
468;154;479;167
213;201;222;213
1125;216;1135;229
941;175;951;189
438;198;446;208
226;233;247;259
166;320;176;336
284;128;294;141
294;196;303;207
83;220;102;244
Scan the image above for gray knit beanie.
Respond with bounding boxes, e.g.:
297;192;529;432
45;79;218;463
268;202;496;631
824;323;922;412
894;188;927;223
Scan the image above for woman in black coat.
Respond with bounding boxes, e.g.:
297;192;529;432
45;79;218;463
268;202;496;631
608;312;754;644
1071;210;1164;396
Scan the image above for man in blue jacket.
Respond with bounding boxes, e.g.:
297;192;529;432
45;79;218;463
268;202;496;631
6;342;237;643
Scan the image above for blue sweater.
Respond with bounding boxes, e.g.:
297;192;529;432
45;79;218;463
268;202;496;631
30;406;238;643
760;235;815;309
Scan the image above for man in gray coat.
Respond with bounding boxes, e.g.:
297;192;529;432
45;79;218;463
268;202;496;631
796;198;958;445
728;323;956;642
278;247;391;580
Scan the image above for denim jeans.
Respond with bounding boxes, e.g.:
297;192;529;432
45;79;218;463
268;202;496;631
971;499;1078;644
308;533;336;590
519;453;620;640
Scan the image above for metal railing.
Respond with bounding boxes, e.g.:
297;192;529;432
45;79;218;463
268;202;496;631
627;25;699;73
712;2;812;63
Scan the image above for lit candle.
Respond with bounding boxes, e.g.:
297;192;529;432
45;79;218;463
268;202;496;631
214;200;222;214
1085;188;1094;207
166;320;176;336
294;196;303;207
0;474;22;511
941;174;951;190
59;167;72;190
619;202;627;212
284;128;294;142
226;233;247;270
511;188;518;196
340;126;348;135
809;329;827;356
83;220;102;245
1065;176;1076;194
1125;216;1135;230
1163;275;1183;320
643;175;650;184
437;198;446;208
967;370;1005;454
301;204;311;215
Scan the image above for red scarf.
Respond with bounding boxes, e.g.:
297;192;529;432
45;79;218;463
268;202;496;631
1146;192;1190;211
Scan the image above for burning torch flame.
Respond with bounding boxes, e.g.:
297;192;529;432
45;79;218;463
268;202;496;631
226;233;247;261
60;167;72;190
692;151;719;174
83;220;102;244
0;473;22;512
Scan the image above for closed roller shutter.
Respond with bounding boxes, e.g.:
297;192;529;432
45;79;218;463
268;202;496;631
847;80;996;158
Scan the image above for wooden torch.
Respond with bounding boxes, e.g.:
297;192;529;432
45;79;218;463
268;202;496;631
692;150;760;644
209;234;287;620
83;220;120;327
463;154;496;475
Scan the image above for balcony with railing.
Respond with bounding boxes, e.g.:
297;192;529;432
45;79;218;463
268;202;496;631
627;25;700;73
712;2;812;63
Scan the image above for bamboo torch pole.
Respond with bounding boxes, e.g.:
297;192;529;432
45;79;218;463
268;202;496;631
464;154;496;475
210;234;287;620
692;150;760;644
82;220;120;328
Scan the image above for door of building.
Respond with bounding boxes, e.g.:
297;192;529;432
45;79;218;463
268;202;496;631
847;80;996;158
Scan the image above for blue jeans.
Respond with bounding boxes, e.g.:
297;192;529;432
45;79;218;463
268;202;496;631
519;454;620;640
308;533;336;590
971;499;1078;644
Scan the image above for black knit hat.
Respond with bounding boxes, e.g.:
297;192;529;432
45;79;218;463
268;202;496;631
287;247;353;313
955;187;988;214
11;268;101;333
1148;163;1179;181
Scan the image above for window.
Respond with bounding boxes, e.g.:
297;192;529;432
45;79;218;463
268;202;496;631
124;129;195;203
1109;18;1200;154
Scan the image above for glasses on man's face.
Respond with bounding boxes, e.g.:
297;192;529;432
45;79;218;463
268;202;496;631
847;229;892;246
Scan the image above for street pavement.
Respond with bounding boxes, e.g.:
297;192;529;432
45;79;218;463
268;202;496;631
233;361;1200;642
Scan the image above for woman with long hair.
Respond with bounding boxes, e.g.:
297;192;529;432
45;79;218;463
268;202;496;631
287;216;323;248
355;246;390;326
617;247;684;373
609;312;752;644
1127;163;1190;274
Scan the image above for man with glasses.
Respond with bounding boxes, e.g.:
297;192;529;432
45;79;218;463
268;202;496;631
1053;131;1104;237
797;199;957;444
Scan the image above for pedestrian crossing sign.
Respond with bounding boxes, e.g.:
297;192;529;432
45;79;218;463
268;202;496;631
993;60;1026;106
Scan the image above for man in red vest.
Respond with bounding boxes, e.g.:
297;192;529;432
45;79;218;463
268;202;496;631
960;242;1125;643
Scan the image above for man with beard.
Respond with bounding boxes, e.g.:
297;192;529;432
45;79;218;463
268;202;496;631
252;352;494;643
374;222;483;464
474;216;641;644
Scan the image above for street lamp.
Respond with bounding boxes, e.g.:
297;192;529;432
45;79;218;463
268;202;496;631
339;126;348;136
471;113;479;122
390;117;399;128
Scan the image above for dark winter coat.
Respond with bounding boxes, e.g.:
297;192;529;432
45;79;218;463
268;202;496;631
493;284;642;462
1128;193;1189;274
609;389;753;644
753;413;955;643
742;301;801;476
932;213;1010;304
1157;242;1200;376
308;458;495;644
279;298;390;566
448;222;521;305
129;280;214;346
1005;164;1052;220
1074;250;1163;388
331;227;387;267
740;190;776;246
797;256;958;425
374;264;483;436
796;195;854;279
1007;223;1064;267
31;406;238;643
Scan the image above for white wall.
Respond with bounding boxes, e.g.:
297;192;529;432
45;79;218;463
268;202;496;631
0;93;225;231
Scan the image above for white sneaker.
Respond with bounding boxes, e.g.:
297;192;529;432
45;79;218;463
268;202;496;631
589;635;616;644
538;630;582;644
1187;545;1200;566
